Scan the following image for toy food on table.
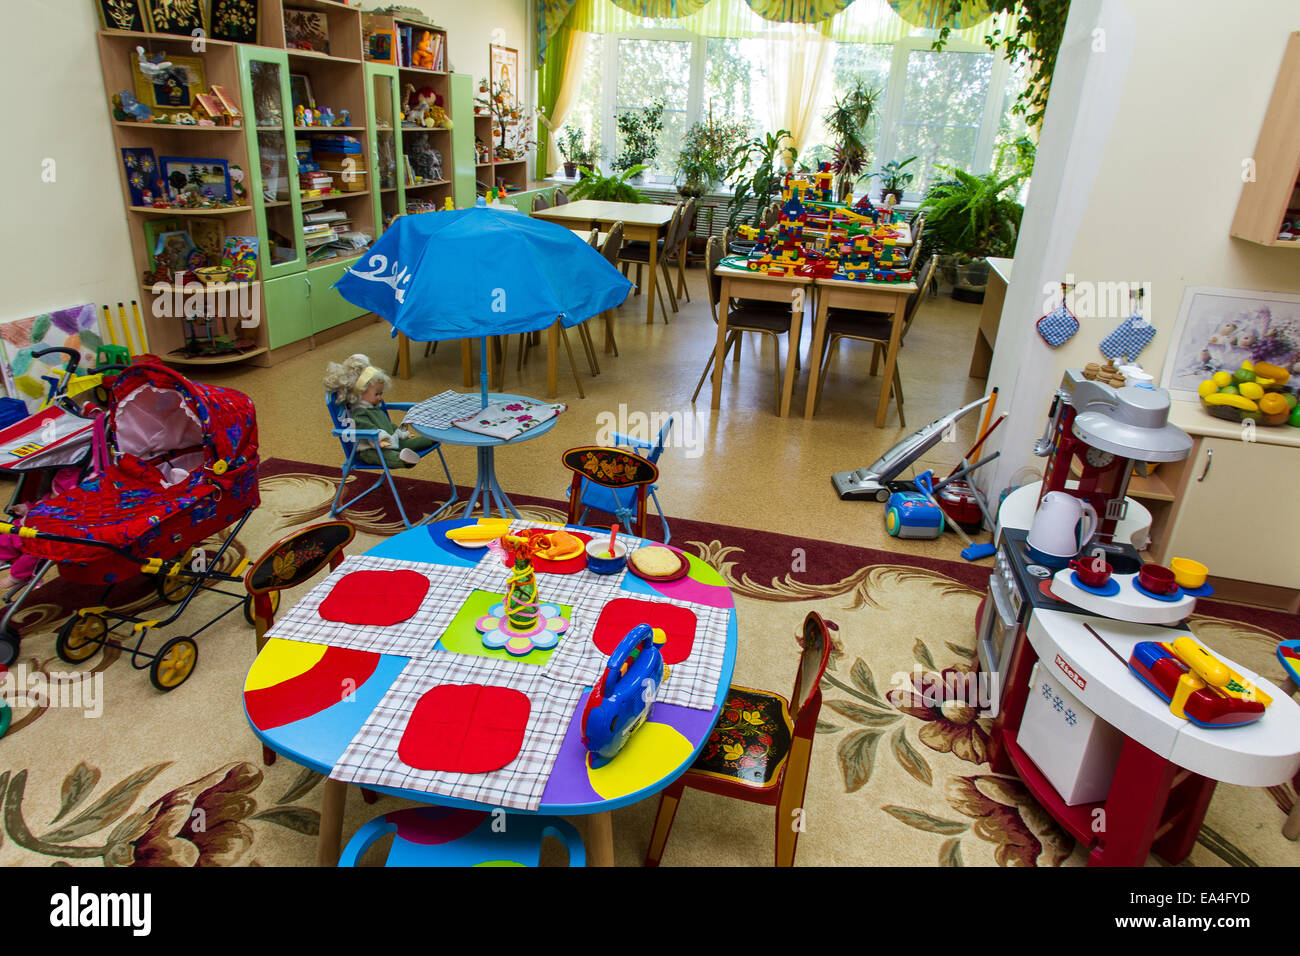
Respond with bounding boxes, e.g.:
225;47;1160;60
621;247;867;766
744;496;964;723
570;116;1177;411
445;520;511;544
526;529;583;560
630;546;679;576
1128;636;1271;728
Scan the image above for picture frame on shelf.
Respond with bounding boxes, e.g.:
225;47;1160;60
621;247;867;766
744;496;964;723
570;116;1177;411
289;74;315;111
489;44;519;110
131;51;207;115
120;147;165;207
208;0;258;44
143;218;181;261
145;0;207;37
367;29;397;65
283;8;330;54
96;0;147;32
155;230;199;275
187;219;225;265
160;156;232;202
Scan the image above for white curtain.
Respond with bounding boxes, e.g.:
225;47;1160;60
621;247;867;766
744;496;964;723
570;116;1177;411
764;25;835;158
543;31;591;174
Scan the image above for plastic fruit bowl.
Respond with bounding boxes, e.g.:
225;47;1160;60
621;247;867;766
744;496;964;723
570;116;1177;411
1199;397;1290;426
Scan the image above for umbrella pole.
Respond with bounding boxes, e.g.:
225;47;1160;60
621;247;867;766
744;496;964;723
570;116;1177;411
479;335;489;408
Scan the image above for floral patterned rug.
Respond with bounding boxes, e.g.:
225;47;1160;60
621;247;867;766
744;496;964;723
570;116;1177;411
1;459;1298;867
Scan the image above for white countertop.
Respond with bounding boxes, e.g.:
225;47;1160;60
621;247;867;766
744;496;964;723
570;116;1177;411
1027;609;1300;787
1169;399;1300;449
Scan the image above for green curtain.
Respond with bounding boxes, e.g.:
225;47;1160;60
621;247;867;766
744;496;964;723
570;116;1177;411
888;0;991;29
537;0;578;66
744;0;855;24
610;0;711;16
536;22;574;178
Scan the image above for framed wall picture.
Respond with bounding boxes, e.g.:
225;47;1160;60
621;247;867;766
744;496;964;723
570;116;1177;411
490;44;519;108
132;51;207;115
97;0;147;31
208;0;258;43
284;8;330;54
120;147;165;207
145;0;208;37
160;156;232;202
1160;286;1300;401
367;28;397;65
289;74;315;110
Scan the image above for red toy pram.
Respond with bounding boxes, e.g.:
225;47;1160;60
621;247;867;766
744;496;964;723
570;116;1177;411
0;357;261;690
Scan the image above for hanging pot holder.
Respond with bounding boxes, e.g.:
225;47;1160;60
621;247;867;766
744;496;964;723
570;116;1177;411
1036;302;1079;348
1099;312;1157;360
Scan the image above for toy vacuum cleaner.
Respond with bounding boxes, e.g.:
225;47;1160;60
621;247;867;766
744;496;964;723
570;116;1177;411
580;624;664;768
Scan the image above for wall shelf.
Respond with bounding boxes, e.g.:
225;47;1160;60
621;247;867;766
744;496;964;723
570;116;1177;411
1230;32;1300;246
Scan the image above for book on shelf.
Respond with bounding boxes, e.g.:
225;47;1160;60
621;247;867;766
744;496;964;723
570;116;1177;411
305;208;349;224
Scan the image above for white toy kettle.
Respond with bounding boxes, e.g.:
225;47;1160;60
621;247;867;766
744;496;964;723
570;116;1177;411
1027;491;1098;567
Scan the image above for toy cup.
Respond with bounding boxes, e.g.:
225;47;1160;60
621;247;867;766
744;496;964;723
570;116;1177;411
1069;557;1112;589
1170;557;1208;590
1138;564;1177;595
585;539;628;574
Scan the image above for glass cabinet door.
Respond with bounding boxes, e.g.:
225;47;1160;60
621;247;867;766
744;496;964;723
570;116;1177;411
239;48;304;278
366;63;404;234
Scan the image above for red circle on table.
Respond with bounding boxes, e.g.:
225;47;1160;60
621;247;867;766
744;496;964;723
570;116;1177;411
593;598;698;665
398;684;531;773
318;570;430;625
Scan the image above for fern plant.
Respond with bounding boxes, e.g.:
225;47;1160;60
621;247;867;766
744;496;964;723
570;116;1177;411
919;166;1026;261
568;165;647;203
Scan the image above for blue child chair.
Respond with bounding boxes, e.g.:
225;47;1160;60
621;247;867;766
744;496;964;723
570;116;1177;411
338;806;586;867
571;415;673;543
327;394;459;529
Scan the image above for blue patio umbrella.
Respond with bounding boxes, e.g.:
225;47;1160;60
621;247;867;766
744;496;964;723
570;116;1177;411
333;206;633;405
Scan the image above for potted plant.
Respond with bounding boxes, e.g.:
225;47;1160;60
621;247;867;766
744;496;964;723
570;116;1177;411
871;156;917;203
675;115;748;198
613;99;665;182
558;126;585;178
575;142;598;176
568;165;647;203
823;81;881;202
919;166;1025;303
723;129;795;231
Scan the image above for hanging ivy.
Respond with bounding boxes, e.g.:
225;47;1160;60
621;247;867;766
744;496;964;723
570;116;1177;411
934;0;1071;129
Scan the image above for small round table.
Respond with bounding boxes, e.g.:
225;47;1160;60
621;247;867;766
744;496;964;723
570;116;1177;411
407;393;560;519
243;519;738;866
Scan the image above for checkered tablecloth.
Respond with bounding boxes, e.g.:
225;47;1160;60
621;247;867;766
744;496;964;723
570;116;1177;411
262;554;476;657
329;655;585;812
404;390;492;431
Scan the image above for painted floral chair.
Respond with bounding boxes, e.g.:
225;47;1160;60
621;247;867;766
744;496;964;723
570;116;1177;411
645;612;835;867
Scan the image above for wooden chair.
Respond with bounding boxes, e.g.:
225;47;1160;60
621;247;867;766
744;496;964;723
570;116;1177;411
691;236;797;412
597;221;624;357
339;806;585;867
560;445;658;539
618;203;682;323
813;253;938;425
532;193;552;213
554;188;570;205
673;197;697;304
244;519;356;766
645;612;835;867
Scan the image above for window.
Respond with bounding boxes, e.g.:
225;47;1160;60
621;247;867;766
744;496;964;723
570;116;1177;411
576;30;1018;196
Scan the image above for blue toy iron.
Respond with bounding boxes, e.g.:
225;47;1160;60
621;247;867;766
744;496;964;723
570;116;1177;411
580;624;663;769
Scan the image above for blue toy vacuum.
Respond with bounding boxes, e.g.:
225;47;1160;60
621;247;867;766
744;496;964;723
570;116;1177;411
580;624;663;769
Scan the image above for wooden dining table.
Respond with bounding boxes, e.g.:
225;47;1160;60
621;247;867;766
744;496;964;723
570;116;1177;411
534;200;677;325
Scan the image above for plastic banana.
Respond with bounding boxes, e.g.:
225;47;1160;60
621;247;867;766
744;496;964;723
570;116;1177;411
1203;392;1259;411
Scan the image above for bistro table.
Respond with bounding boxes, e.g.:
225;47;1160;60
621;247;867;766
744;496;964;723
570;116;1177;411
805;274;918;427
405;392;560;519
534;200;677;325
711;264;812;418
243;517;738;866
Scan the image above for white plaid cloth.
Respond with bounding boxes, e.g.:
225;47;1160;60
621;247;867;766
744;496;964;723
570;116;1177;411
263;554;475;657
404;391;492;431
330;655;585;811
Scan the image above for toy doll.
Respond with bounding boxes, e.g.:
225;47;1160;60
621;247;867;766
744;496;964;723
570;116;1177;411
0;466;80;592
323;354;433;467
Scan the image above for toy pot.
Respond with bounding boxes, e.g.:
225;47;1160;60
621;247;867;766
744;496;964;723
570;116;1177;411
1138;564;1177;595
1170;557;1208;590
585;539;627;574
1069;557;1112;589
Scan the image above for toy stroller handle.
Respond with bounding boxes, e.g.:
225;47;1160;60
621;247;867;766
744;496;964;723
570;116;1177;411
31;347;82;375
603;623;655;687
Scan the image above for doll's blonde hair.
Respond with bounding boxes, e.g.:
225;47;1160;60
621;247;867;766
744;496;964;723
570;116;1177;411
323;354;391;405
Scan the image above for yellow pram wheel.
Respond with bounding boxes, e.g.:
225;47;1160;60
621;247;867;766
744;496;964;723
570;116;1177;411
56;613;107;664
150;636;198;691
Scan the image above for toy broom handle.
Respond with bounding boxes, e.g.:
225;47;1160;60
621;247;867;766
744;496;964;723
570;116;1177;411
101;305;119;348
131;300;147;353
117;302;136;355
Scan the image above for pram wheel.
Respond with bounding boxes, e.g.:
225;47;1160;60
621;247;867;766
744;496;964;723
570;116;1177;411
150;636;198;692
56;614;107;664
156;572;195;604
0;625;17;666
242;591;280;627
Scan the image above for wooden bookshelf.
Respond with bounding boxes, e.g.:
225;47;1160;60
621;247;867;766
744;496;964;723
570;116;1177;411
1230;32;1300;248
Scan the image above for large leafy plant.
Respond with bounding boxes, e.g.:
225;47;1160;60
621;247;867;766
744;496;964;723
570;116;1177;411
919;166;1025;260
823;81;881;201
723;129;794;229
568;165;647;203
676;116;749;194
613;100;665;172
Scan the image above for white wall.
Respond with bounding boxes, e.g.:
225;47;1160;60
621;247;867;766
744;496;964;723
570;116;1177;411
980;0;1300;502
0;0;531;328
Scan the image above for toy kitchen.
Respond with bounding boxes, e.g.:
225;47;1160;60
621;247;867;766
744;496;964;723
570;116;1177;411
977;369;1300;866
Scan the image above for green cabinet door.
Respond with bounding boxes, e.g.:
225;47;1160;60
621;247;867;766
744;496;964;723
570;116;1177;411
366;63;405;234
262;273;313;349
450;73;476;209
309;257;367;334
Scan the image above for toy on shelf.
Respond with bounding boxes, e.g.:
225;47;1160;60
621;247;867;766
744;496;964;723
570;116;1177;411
112;90;153;122
475;533;571;656
580;623;665;768
403;85;449;129
1126;634;1271;728
412;31;437;70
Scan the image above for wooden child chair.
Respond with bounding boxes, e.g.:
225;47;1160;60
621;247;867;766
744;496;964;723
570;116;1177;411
560;446;658;539
644;612;834;867
244;519;356;766
339;806;586;867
